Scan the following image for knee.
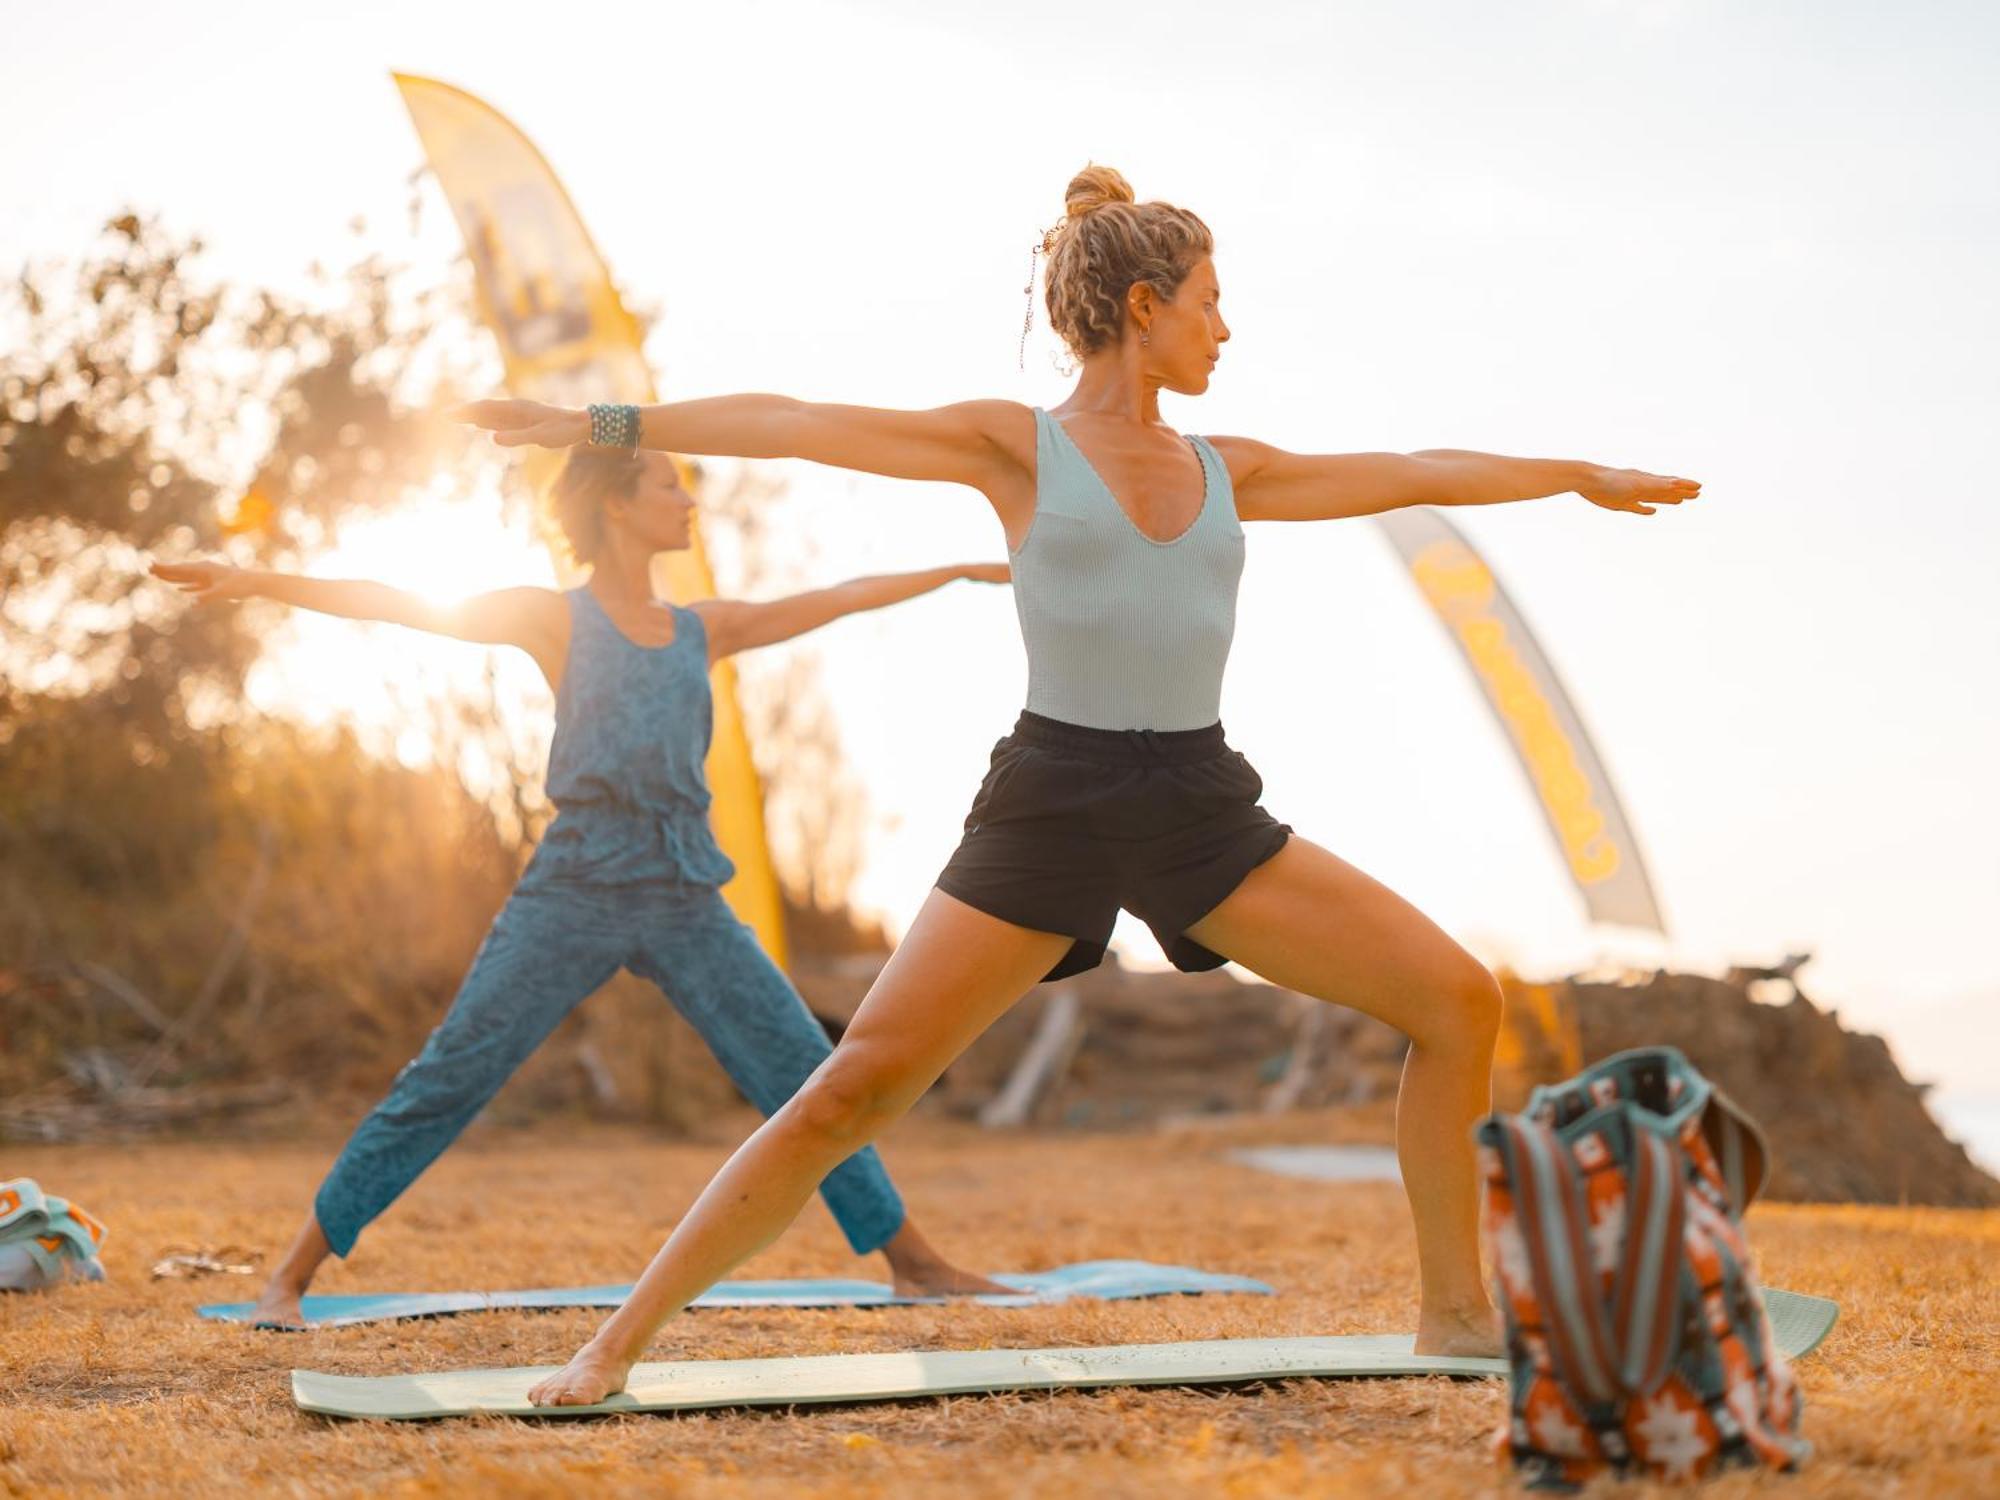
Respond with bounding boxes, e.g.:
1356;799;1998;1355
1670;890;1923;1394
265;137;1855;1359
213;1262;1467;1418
373;1040;498;1123
1417;960;1503;1060
783;1046;906;1152
370;1064;463;1127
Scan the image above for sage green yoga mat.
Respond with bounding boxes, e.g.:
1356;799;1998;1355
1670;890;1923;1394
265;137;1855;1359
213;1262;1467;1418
291;1288;1837;1422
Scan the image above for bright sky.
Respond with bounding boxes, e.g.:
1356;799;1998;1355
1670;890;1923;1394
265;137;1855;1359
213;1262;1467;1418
9;1;1997;1150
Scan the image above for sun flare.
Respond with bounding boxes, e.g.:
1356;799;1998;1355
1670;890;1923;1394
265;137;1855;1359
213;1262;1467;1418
243;488;557;766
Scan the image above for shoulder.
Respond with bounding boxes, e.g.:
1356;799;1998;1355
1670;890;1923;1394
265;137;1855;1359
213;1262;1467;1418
505;585;574;637
1200;434;1282;484
482;583;571;608
944;398;1034;430
938;399;1037;468
427;585;572;681
477;583;569;604
517;585;575;648
452;584;570;633
686;597;740;657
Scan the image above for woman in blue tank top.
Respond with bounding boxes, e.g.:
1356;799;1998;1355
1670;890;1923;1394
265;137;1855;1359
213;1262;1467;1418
459;164;1702;1404
150;449;1009;1326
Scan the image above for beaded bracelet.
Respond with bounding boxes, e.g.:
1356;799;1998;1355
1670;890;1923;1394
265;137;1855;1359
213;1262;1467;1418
586;402;641;450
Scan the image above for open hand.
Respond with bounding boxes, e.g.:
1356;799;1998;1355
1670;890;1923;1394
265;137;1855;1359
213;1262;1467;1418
452;399;588;449
149;559;254;602
961;562;1012;585
525;1342;635;1408
1578;467;1701;516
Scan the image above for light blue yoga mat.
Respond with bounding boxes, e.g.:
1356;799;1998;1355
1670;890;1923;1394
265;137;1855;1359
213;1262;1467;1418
201;1259;1273;1328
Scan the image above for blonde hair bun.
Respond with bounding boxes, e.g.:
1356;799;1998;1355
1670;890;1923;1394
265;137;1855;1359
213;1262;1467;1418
1063;164;1136;219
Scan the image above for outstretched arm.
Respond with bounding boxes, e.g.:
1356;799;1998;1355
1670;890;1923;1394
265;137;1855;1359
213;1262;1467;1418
148;560;566;683
697;563;1008;663
455;396;1033;495
1213;438;1701;522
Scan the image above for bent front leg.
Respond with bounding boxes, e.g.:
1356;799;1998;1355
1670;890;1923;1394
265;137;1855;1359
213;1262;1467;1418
530;890;1067;1405
632;893;907;1256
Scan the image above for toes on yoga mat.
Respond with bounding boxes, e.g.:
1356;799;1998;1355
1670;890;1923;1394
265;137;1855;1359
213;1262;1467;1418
291;1289;1838;1422
202;1260;1273;1327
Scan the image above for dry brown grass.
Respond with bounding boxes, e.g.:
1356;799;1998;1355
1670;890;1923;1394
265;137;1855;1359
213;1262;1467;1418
2;1117;1994;1498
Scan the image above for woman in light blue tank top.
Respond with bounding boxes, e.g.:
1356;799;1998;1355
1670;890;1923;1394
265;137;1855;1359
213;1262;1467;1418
460;164;1702;1403
150;449;1010;1325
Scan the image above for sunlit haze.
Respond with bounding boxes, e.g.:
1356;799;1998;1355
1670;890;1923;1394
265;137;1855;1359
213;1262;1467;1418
9;0;1995;1159
244;491;556;769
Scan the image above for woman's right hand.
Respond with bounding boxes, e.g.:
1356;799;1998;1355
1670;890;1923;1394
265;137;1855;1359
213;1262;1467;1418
149;559;256;602
452;399;589;449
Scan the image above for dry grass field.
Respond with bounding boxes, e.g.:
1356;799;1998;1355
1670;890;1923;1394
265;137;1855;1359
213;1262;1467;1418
2;1114;1994;1498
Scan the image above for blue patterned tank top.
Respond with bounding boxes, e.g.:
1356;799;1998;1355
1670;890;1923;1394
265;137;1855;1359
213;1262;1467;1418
527;589;736;887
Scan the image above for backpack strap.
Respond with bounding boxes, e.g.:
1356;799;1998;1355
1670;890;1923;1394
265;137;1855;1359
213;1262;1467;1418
1496;1117;1687;1404
1699;1083;1769;1216
1611;1125;1687;1395
1495;1117;1623;1406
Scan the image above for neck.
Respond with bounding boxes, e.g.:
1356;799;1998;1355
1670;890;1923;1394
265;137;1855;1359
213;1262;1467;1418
1060;344;1165;425
590;535;658;605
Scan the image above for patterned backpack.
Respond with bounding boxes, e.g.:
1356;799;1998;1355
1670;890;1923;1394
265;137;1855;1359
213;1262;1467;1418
1477;1046;1811;1489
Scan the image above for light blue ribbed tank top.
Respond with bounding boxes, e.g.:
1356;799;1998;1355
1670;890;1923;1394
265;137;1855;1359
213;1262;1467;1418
1009;407;1245;732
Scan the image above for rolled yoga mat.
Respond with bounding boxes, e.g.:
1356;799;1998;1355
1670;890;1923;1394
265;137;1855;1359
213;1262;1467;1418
291;1287;1838;1422
203;1259;1273;1328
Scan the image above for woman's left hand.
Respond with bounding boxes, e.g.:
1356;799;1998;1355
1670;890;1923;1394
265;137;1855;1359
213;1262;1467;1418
1578;466;1702;516
525;1341;635;1408
453;399;589;449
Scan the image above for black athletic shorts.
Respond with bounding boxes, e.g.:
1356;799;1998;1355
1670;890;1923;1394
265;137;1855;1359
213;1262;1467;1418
935;711;1293;983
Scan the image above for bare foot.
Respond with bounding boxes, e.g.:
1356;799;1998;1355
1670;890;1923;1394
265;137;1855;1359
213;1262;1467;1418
880;1219;1013;1297
890;1260;1015;1298
1414;1302;1505;1358
247;1214;331;1330
527;1341;635;1408
247;1281;310;1331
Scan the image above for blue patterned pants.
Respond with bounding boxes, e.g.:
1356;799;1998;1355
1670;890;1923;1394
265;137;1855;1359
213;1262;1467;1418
313;878;906;1258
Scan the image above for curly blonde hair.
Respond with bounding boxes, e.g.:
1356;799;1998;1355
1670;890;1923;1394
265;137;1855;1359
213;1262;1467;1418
1040;165;1214;359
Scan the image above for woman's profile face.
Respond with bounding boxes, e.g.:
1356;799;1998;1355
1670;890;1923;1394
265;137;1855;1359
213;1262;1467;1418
1145;256;1230;396
609;451;696;553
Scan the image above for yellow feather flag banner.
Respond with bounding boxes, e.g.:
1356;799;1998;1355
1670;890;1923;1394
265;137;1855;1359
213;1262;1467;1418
1375;509;1666;935
393;73;788;967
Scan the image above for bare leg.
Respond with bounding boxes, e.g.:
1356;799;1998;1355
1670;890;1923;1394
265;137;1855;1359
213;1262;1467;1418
879;1220;1013;1297
629;889;1010;1298
528;892;1072;1405
247;1213;332;1329
1186;836;1504;1356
